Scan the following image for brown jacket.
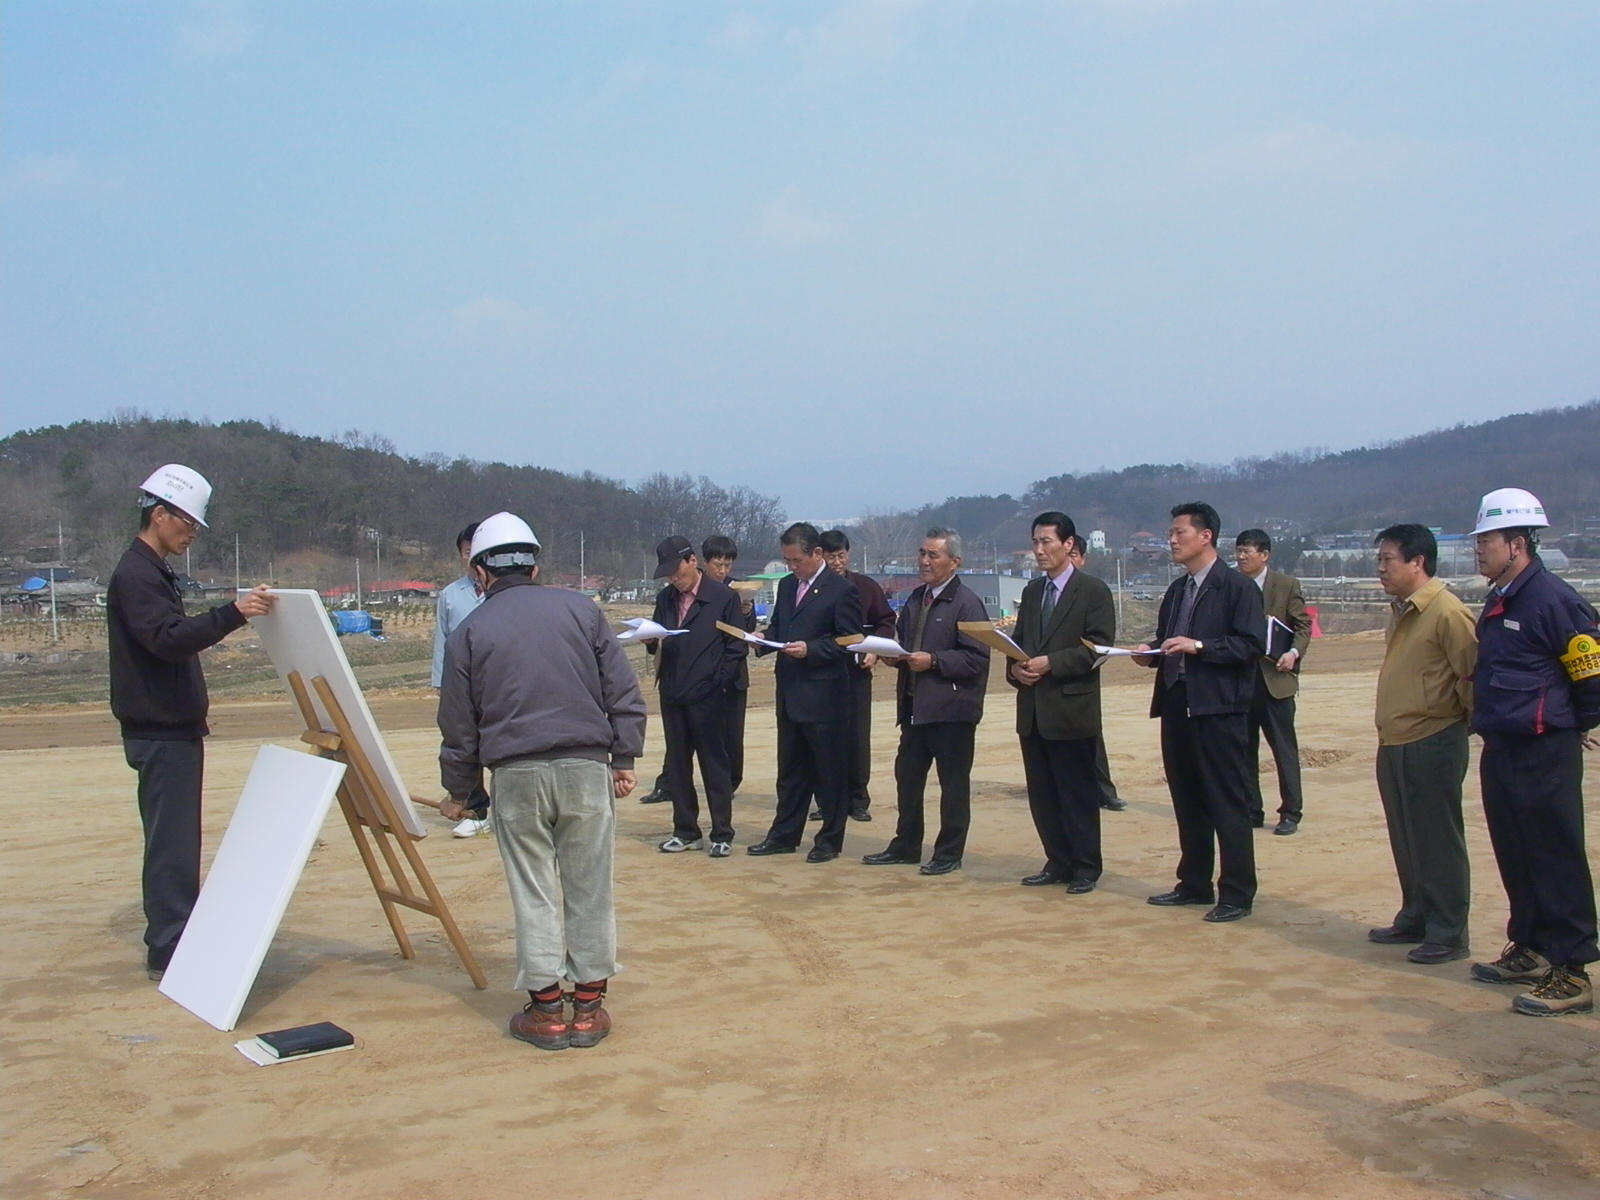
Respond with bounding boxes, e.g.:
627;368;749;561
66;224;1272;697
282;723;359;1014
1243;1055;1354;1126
1256;569;1312;700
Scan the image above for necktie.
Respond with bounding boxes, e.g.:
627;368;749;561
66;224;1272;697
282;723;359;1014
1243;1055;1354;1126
1039;579;1058;643
1163;576;1199;686
796;577;810;605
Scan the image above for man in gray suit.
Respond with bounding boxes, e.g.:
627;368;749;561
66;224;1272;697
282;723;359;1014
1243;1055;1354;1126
1009;511;1117;892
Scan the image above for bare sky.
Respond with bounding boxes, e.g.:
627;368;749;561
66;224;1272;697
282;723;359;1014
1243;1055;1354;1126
4;2;1596;515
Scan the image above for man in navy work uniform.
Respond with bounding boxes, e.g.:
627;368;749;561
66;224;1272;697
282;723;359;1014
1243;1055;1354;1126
1466;488;1600;1017
106;464;275;980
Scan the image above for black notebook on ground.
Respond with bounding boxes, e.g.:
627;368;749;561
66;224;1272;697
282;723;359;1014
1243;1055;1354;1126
254;1022;354;1059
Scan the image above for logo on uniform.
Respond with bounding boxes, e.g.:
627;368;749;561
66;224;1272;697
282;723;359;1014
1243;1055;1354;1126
1561;634;1600;682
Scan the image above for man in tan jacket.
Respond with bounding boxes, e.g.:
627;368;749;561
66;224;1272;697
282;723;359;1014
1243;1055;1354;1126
1233;530;1312;835
1370;524;1478;966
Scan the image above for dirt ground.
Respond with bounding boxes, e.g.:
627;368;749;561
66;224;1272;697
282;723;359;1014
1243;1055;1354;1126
3;636;1597;1200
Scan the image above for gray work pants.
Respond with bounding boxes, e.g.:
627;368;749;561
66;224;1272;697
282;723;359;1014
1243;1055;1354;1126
123;737;204;972
490;757;619;991
1376;722;1470;948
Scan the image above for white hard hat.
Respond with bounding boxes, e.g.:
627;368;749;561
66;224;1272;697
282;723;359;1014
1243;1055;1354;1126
138;463;213;527
1473;487;1550;536
469;511;541;567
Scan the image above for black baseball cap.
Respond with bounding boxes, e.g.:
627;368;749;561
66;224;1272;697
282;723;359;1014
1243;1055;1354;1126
652;535;695;578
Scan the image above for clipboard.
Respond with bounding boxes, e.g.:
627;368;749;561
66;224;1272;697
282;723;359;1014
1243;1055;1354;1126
956;621;1029;662
716;620;786;649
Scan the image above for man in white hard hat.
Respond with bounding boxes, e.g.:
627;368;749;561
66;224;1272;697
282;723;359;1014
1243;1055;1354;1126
106;464;275;981
1467;488;1600;1016
437;513;646;1050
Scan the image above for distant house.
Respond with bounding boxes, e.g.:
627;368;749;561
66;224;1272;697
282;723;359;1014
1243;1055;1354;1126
322;580;437;604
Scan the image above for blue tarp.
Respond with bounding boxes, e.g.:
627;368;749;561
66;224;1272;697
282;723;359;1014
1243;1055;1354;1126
330;610;384;639
20;577;47;592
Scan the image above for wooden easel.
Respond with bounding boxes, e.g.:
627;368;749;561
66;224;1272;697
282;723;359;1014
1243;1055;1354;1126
286;670;487;989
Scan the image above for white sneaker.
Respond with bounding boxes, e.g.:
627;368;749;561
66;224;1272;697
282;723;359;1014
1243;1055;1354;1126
707;842;732;858
452;817;490;838
658;836;705;853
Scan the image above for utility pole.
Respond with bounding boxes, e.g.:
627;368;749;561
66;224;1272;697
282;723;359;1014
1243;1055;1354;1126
235;534;241;595
1115;552;1124;629
355;558;362;610
49;567;59;643
579;530;586;591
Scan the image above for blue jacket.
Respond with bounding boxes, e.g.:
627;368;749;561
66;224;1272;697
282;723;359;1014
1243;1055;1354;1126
1472;559;1600;736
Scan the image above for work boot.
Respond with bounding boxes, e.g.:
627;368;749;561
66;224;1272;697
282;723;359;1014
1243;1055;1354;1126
1470;943;1550;985
568;996;612;1048
1511;965;1593;1017
509;994;569;1051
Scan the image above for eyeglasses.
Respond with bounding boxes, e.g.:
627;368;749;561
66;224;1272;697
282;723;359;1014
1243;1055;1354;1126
163;508;200;531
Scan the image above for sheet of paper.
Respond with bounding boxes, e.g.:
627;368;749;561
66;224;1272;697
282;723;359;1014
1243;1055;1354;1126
956;621;1029;662
1082;638;1162;658
615;617;690;641
234;1039;355;1066
716;619;787;649
845;635;910;657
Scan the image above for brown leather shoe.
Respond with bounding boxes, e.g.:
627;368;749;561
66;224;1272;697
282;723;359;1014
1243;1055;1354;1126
568;997;612;1048
510;998;570;1051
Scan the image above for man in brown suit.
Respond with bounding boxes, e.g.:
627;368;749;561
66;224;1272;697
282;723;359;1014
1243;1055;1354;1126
1233;529;1312;835
1009;511;1117;891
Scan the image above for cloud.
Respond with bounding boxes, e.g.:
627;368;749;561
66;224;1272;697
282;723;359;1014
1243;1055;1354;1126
789;0;933;67
752;188;844;246
4;154;88;195
1187;122;1418;191
711;12;768;55
1;153;123;199
176;2;255;60
445;296;550;348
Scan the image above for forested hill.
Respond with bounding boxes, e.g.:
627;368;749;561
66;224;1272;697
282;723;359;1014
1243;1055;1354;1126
0;417;784;583
919;401;1600;548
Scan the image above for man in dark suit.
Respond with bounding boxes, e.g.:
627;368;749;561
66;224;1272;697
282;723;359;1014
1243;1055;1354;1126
648;537;748;857
748;523;864;863
1069;533;1127;813
820;529;897;822
1233;529;1312;835
861;527;991;874
1137;502;1266;922
1009;512;1118;891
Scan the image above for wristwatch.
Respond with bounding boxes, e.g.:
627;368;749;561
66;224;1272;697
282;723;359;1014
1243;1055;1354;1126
1193;640;1204;653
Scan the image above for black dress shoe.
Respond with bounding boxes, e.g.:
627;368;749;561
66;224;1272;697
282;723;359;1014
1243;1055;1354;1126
1065;878;1096;894
1249;815;1266;829
849;807;872;822
1407;942;1470;964
1100;796;1127;811
808;809;824;821
1273;818;1299;836
638;789;669;804
1147;889;1213;906
746;840;796;856
1203;903;1251;923
862;850;919;865
919;858;961;876
1367;925;1425;944
1021;869;1066;887
805;846;839;863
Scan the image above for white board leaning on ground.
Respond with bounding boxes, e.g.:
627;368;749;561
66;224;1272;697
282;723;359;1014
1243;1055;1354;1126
160;745;346;1031
250;588;428;838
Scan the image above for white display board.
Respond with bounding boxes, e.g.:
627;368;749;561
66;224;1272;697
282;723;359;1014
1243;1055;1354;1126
160;745;347;1031
250;588;428;838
